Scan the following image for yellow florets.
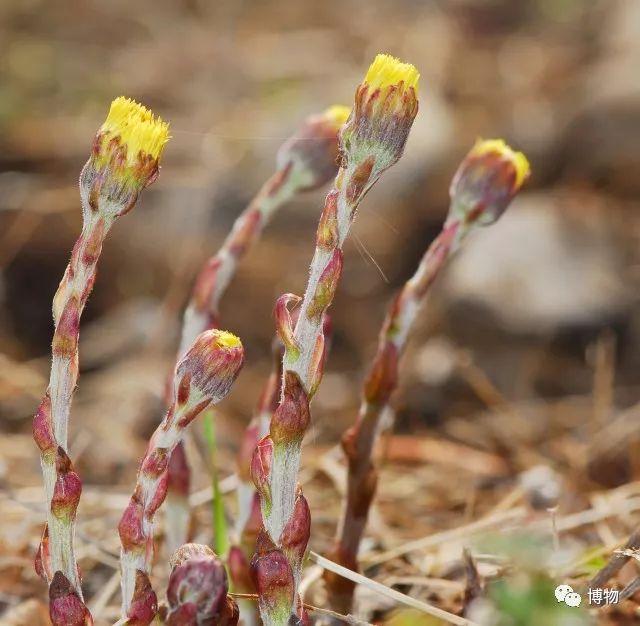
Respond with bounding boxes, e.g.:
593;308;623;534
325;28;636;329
470;139;530;188
322;105;351;129
364;53;420;92
100;96;170;166
212;330;242;349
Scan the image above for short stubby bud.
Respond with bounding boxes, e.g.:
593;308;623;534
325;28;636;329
340;53;419;172
49;571;92;626
175;329;244;409
166;545;233;626
52;298;80;358
306;248;343;322
33;395;55;457
269;372;310;446
277;105;350;191
280;492;311;568
81;96;170;214
274;293;302;360
166;441;190;498
35;525;52;582
51;448;82;522
118;496;146;553
449;138;530;226
316;190;339;250
363;340;399;405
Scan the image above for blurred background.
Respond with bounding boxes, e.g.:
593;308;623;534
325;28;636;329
1;0;640;623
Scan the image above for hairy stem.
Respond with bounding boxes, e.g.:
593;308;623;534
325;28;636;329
34;200;112;601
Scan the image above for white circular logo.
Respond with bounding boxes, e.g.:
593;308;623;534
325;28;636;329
554;584;581;607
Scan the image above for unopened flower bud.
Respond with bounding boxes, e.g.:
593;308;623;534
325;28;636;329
175;329;244;420
278;105;350;191
449;138;530;226
166;544;236;626
341;53;420;173
80;96;170;215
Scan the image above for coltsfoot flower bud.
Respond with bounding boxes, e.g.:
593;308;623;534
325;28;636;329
341;53;419;173
49;571;92;626
166;544;237;626
251;543;296;626
278;105;350;191
449;138;530;225
80;96;170;214
173;330;244;427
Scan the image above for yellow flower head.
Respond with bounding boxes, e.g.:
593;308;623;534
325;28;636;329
321;104;351;130
212;330;242;349
364;53;420;92
469;138;530;189
449;138;530;226
341;54;420;168
100;96;170;167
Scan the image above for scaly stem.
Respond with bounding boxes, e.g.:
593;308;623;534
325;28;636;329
325;137;531;613
252;51;421;621
33;96;170;626
33;197;114;618
325;220;465;612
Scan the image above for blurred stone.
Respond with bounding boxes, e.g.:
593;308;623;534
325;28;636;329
520;464;562;510
413;336;458;386
445;193;629;335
